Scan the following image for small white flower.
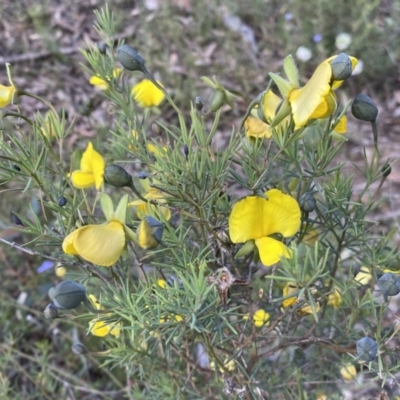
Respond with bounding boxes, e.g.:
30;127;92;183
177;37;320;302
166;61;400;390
352;60;364;76
296;46;312;62
335;33;352;50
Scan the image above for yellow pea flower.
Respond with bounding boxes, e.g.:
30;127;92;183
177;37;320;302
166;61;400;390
131;79;165;108
282;282;320;315
340;364;357;381
244;309;270;327
88;294;121;338
89;68;122;90
137;216;164;250
62;194;137;267
269;54;357;129
354;268;372;285
147;143;168;157
71;142;105;190
328;287;342;309
229;189;301;267
129;178;171;221
0;63;16;108
210;359;235;373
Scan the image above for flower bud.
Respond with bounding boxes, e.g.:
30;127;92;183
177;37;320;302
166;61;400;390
330;53;353;81
11;213;23;226
208;90;226;112
381;162;391;178
194;96;204;112
299;192;316;213
377;272;400;296
98;43;108;55
183;144;189;160
356;337;378;362
58;196;67;207
44;302;59;319
117;44;145;72
137;171;151;179
351;94;378;122
104;164;133;188
71;343;88;355
12;164;21;171
49;280;86;310
151;122;162;136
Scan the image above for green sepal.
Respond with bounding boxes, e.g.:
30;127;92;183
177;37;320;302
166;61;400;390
123;224;138;242
100;192;114;222
113;194;129;224
235;240;255;258
269;73;293;99
283;55;299;88
270;99;291;127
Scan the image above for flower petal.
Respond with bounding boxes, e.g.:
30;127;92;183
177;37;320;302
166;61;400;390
309;91;337;120
90;319;112;337
229;189;300;243
71;171;96;189
255;236;291;266
244;116;272;139
261;90;282;121
0;84;15;108
62;229;80;254
89;76;108;90
333;115;347;134
72;221;125;266
289;61;332;129
131;79;165;108
80;142;105;189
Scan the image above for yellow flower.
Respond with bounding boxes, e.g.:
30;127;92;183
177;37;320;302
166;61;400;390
62;194;137;267
210;359;235;373
71;142;105;190
245;90;288;139
157;278;167;288
270;55;357;129
253;309;270;327
88;294;121;338
328;287;342;309
332;115;347;134
89;68;122;90
340;364;357;381
55;265;66;278
0;63;16;108
129;178;171;221
354;268;372;285
282;282;320;315
137;216;164;250
131;79;165;108
229;189;301;266
147;143;168;157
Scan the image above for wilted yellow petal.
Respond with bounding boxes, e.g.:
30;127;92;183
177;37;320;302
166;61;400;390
289;62;332;129
72;221;125;266
244;116;272;139
255;236;291;266
131;79;165;108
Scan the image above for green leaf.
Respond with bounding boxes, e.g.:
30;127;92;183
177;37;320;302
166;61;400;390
235;240;255;258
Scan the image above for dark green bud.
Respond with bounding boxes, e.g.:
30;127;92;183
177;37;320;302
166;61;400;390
151;122;161;135
356;337;378;362
12;164;21;171
71;343;88;355
377;272;400;296
58;196;67;207
49;280;86;310
194;96;204;112
299;192;316;213
330;53;353;81
44;303;59;319
209;90;226;112
381;162;391;178
351;94;378;122
183;144;189;160
98;43;108;55
105;164;133;188
11;213;23;226
117;44;145;72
